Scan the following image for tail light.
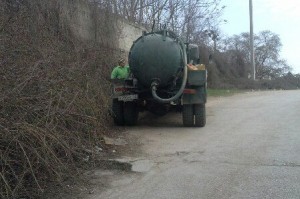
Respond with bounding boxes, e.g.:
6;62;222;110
183;89;196;94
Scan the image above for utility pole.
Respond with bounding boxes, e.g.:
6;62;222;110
249;0;255;80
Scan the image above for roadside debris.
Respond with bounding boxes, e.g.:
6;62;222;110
103;136;128;146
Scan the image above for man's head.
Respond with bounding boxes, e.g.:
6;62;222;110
118;58;125;67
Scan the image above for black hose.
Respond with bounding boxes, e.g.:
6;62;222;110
151;35;188;103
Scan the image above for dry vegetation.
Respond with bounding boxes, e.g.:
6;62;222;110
1;0;299;198
0;0;124;198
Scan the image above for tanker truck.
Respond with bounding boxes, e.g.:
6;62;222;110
111;29;207;127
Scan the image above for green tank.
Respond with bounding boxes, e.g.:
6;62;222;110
129;31;184;88
111;29;207;127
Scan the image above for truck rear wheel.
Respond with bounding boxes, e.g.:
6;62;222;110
194;104;206;127
182;104;194;127
124;101;139;126
112;99;124;125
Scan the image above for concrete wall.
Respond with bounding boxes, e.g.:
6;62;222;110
59;0;146;52
116;19;145;51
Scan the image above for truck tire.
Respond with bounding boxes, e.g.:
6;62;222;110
124;101;139;126
112;99;124;125
194;104;206;127
182;104;194;127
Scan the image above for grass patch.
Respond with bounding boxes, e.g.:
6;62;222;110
207;89;243;97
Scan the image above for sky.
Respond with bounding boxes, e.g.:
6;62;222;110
220;0;300;74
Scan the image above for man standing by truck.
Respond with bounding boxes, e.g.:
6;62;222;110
111;58;130;79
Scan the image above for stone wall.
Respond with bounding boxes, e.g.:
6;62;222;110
116;19;145;51
58;0;146;52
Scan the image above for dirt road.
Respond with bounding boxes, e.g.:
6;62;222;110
88;90;300;199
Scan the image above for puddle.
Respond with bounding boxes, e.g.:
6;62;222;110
96;158;154;173
96;159;132;171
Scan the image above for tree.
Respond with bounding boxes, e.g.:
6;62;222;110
90;0;225;43
254;31;291;79
221;30;292;80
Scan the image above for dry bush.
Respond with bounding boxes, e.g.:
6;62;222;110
0;57;113;198
207;51;300;90
0;0;122;198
